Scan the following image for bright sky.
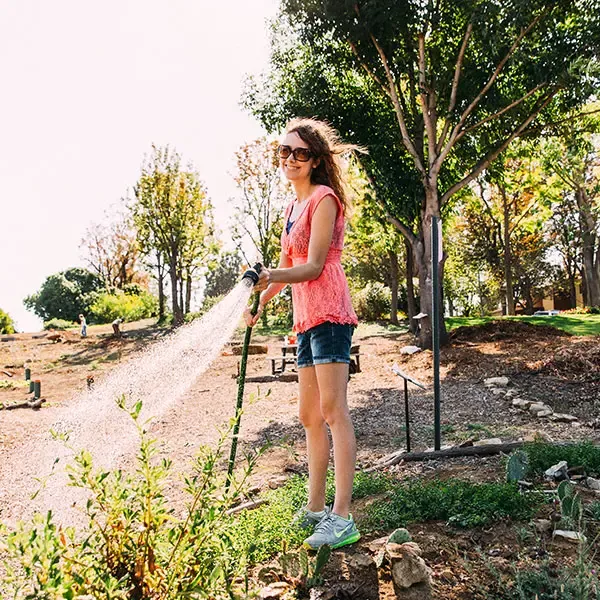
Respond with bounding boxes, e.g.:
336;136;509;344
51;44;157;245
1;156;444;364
0;0;279;332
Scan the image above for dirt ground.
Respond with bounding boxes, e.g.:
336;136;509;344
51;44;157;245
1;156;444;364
1;318;599;598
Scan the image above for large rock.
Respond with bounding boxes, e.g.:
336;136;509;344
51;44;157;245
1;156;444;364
386;542;432;590
512;398;532;409
585;477;600;491
550;413;578;423
544;461;569;481
529;402;552;415
484;376;509;387
536;409;553;418
473;438;503;446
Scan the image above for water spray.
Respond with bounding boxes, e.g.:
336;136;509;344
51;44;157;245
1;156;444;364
225;263;262;491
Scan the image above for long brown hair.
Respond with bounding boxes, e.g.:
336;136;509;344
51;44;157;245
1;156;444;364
285;118;364;215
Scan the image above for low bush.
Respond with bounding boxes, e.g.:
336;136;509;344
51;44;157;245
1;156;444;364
352;282;391;321
363;479;542;531
0;308;16;334
43;318;75;330
523;440;600;478
89;289;158;323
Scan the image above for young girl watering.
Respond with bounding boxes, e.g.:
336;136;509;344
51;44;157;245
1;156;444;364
245;118;360;550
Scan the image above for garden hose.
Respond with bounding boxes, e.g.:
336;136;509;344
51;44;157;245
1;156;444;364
225;263;262;491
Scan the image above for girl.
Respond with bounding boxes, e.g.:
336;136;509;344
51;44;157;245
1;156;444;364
245;118;361;550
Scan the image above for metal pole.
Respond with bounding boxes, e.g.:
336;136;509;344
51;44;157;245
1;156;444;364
431;216;441;451
25;368;31;381
404;378;411;453
33;380;41;399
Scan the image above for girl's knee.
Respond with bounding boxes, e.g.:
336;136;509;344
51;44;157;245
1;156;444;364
298;408;325;429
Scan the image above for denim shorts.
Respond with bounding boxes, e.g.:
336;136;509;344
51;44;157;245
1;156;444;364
296;322;354;368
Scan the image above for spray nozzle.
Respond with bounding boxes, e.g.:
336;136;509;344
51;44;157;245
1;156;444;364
241;263;263;286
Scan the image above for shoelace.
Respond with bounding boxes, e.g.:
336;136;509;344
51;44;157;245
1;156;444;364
313;513;337;535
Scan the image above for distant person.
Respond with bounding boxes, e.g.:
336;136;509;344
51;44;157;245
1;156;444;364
112;317;123;338
79;314;87;338
245;118;361;550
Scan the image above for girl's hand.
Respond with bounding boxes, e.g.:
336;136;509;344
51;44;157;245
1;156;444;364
253;268;271;292
243;303;264;327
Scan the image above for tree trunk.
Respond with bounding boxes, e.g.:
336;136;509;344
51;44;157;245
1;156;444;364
405;239;417;334
576;188;600;306
502;188;515;315
156;250;166;322
170;254;184;326
185;275;192;314
389;250;399;325
415;201;448;349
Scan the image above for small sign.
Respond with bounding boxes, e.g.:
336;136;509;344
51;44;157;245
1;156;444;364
391;363;427;389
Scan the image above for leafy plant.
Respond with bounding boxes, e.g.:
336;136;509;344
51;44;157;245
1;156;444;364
0;308;16;334
506;450;530;483
270;541;331;595
557;480;583;530
524;440;600;478
43;318;76;330
351;282;391;322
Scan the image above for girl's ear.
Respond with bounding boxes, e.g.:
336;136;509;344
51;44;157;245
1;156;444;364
312;157;321;169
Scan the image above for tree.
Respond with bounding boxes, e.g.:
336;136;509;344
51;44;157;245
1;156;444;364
245;0;600;347
0;308;16;334
133;146;217;326
24;268;104;322
231;137;292;267
204;251;244;299
542;114;600;306
80;206;147;290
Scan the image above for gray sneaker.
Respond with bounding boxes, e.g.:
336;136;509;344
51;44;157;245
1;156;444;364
303;512;360;550
292;505;331;529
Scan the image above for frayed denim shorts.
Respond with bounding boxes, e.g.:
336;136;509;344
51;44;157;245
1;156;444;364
296;321;354;368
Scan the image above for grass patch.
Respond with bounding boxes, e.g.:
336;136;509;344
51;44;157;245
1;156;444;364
523;440;600;478
446;315;600;336
363;479;542;531
0;379;29;390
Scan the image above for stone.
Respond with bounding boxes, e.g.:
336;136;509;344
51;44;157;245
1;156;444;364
512;399;532;408
553;530;586;543
388;528;412;544
571;421;582;428
347;552;376;570
473;438;503;446
522;430;552;443
536;409;553;418
259;582;290;599
534;519;552;534
585;477;600;491
484;376;510;387
550;413;579;423
505;389;518;398
491;388;506;396
400;345;422;355
386;542;432;589
544;461;569;481
267;475;288;489
529;403;552;415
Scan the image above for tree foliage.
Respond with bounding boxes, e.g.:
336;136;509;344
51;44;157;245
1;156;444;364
244;0;600;345
24;268;104;322
0;308;16;334
133;145;218;325
204;251;244;299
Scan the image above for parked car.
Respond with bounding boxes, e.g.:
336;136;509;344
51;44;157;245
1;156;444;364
533;309;561;316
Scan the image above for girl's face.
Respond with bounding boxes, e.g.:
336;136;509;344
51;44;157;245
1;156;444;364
279;132;319;184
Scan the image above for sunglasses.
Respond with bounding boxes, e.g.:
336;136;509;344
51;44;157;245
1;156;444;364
278;144;314;162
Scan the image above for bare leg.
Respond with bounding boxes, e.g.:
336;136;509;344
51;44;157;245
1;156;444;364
298;366;329;512
315;362;355;518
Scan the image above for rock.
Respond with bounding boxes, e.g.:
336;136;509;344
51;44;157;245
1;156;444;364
267;475;288;489
473;438;503;446
536;409;553;418
491;388;506;396
571;421;582;428
347;552;376;570
585;477;600;491
534;519;552;534
529;403;552;415
365;535;389;552
505;389;518;398
523;430;552;443
388;528;412;544
484;376;510;387
400;345;422;355
259;582;290;599
544;461;569;481
553;530;586;543
386;542;432;590
512;399;532;408
550;413;579;423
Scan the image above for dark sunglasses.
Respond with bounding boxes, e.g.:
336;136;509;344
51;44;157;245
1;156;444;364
278;144;313;162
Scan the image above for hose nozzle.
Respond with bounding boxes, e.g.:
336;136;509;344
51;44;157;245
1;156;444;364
241;263;263;286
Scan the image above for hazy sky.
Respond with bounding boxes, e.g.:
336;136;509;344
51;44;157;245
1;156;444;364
0;0;279;332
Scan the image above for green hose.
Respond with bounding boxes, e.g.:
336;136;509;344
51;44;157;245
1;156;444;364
225;287;261;492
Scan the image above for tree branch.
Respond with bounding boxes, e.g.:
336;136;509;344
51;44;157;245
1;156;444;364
418;33;437;169
440;92;556;204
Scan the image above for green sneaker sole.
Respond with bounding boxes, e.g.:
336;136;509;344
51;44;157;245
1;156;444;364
303;531;361;550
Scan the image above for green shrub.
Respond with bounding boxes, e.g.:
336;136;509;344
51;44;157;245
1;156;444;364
0;308;16;334
523;440;600;478
0;398;260;599
43;318;76;330
352;282;391;321
89;289;158;323
364;479;542;531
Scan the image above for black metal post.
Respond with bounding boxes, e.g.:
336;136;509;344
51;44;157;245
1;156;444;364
431;216;441;451
25;368;31;381
33;380;41;399
404;378;411;453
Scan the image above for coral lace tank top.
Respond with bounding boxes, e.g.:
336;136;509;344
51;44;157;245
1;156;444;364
281;185;358;333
